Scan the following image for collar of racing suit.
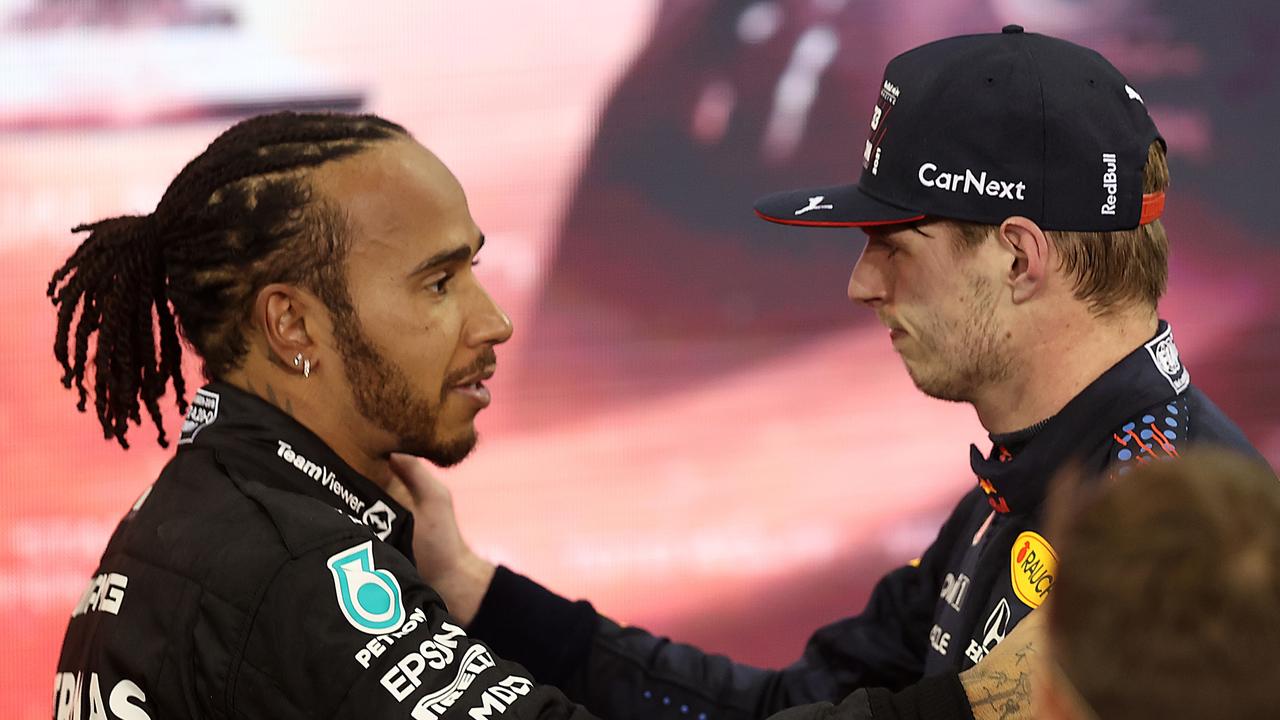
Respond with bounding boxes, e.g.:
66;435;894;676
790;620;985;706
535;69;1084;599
969;319;1190;516
175;380;417;560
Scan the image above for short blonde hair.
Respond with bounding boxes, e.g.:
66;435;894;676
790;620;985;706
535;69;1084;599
950;141;1169;315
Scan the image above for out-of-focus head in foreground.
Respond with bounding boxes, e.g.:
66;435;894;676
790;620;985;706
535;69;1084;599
1040;450;1280;720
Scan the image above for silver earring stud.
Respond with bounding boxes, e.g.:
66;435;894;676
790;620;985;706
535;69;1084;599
303;358;311;378
293;353;302;367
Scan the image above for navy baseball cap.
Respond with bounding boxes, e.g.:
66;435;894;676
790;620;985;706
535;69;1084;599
754;25;1166;232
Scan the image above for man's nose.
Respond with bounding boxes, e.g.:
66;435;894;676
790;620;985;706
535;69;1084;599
467;285;514;347
847;246;886;306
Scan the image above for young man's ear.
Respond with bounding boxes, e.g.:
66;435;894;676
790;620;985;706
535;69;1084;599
997;216;1051;304
253;283;321;372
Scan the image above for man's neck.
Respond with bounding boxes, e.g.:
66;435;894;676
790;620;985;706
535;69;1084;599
221;365;396;489
972;308;1158;435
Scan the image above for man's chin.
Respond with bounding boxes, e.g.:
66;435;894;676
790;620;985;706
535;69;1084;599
904;363;961;403
404;429;478;468
909;371;977;404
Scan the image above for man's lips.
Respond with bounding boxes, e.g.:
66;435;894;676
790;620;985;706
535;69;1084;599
450;366;496;408
879;317;907;341
877;313;901;330
452;365;496;388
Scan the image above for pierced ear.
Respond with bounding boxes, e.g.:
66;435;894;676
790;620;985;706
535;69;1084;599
998;217;1050;304
253;283;317;371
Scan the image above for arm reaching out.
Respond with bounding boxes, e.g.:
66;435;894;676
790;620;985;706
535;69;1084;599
959;608;1043;720
759;611;1046;720
398;473;987;720
388;453;496;625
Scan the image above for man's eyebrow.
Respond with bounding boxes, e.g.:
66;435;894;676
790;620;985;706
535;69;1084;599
408;234;485;277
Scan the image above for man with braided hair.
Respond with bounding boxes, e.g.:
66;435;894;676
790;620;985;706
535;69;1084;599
48;111;597;720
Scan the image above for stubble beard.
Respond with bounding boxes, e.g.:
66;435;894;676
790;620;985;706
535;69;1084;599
904;274;1014;404
331;310;477;468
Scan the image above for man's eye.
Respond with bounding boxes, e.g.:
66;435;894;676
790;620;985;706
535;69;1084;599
871;239;898;257
427;274;453;295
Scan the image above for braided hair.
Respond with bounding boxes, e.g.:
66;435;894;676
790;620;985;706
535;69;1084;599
48;111;407;448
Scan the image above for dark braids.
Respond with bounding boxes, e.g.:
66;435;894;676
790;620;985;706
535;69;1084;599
48;111;407;448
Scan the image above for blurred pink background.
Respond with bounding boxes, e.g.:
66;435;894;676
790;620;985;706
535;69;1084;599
2;1;1278;717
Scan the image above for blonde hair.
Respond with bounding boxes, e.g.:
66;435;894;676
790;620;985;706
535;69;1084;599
950;141;1169;315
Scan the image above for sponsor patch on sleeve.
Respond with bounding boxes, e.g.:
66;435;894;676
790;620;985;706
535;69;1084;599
1009;531;1057;608
327;541;406;635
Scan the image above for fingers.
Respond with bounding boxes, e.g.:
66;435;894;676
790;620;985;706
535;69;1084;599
388;452;422;477
388;453;451;504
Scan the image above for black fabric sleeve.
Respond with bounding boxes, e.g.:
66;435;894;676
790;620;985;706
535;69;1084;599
469;566;601;688
762;674;972;720
234;535;600;720
467;496;977;720
864;674;973;720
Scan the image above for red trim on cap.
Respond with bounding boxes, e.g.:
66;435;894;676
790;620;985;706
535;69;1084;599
1139;192;1165;225
754;209;927;228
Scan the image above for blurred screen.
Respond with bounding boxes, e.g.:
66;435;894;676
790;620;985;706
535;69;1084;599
2;1;1278;716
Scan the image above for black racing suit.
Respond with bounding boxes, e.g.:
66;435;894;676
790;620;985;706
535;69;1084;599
464;322;1266;720
52;382;597;720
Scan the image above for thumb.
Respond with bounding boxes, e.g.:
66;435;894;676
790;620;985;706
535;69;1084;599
388;453;450;506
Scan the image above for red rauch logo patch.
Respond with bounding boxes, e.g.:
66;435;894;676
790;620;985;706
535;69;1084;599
1010;531;1057;608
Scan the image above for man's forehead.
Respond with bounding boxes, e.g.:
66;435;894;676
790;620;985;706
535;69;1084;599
316;138;459;210
313;138;476;258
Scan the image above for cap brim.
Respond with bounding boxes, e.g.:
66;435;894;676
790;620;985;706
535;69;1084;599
753;183;925;228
